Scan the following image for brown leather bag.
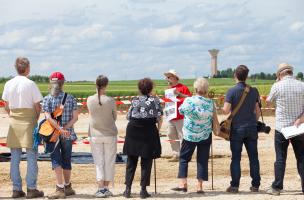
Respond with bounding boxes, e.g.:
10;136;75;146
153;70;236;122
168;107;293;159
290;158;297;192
217;85;250;140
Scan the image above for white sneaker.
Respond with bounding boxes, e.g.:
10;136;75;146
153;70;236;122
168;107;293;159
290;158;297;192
104;188;113;197
265;187;280;196
95;189;106;198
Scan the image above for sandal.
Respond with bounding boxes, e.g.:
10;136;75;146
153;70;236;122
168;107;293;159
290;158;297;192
171;187;187;192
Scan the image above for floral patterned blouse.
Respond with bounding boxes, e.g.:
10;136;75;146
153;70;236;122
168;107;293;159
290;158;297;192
127;95;163;121
179;95;214;142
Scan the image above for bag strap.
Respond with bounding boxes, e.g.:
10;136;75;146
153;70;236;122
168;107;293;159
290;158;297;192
57;93;67;126
257;92;265;122
61;93;67;106
228;85;250;119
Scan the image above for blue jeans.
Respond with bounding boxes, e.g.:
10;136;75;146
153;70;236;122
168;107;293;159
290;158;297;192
272;130;304;192
48;137;73;170
229;126;260;188
10;148;38;191
178;134;211;180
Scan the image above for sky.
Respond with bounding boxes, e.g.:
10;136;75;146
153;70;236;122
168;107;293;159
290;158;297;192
0;0;303;81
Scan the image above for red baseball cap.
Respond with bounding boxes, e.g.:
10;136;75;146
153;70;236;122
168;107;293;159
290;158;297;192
50;72;65;81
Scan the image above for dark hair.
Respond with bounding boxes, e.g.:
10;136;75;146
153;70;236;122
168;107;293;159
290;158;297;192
235;65;249;82
96;75;109;106
15;57;30;75
138;78;154;95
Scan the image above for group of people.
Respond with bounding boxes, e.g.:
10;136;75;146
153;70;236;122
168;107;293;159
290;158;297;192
1;57;303;199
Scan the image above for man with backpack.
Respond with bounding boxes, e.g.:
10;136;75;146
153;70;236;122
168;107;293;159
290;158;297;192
2;57;44;198
42;72;78;199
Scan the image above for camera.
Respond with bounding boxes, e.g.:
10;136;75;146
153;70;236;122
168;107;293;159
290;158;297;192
257;121;271;134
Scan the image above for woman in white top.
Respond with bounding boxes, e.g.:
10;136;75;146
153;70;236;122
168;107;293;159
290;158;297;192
87;75;118;198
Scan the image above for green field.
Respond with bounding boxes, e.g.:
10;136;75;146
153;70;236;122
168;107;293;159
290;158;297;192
0;78;275;99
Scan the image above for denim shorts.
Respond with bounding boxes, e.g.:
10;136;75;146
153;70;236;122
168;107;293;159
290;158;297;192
47;137;73;170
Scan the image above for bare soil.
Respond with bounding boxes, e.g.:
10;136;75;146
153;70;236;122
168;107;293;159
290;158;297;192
0;113;303;199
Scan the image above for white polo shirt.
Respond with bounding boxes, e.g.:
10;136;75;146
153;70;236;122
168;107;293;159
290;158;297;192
2;76;43;109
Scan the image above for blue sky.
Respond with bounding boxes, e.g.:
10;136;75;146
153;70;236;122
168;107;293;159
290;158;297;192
0;0;303;81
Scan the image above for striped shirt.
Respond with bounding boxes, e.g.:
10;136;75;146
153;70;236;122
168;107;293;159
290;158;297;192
267;76;304;131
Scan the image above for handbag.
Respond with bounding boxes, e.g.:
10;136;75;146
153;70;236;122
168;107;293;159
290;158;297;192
217;85;250;140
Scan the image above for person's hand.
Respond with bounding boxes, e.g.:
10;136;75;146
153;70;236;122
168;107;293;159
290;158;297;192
60;128;70;138
294;118;303;128
174;89;181;97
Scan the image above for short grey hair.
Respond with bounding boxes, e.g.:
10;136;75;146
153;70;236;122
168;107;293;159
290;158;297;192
193;77;209;95
15;57;30;75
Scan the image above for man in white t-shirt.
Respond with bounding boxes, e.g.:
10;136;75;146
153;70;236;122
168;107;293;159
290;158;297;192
2;57;44;198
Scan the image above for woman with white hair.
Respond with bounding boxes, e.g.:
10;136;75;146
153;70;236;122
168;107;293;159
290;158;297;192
171;77;219;194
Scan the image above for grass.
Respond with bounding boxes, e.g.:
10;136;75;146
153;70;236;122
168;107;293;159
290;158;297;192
0;78;275;99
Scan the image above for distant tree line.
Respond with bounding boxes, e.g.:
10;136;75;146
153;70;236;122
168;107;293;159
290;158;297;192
0;75;50;83
214;68;303;80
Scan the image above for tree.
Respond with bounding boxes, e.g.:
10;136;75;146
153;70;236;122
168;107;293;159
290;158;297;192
260;72;266;79
297;72;303;80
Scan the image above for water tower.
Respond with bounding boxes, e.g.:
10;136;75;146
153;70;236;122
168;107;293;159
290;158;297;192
208;49;219;77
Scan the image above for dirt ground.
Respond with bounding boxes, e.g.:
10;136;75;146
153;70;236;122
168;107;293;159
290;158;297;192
0;112;303;200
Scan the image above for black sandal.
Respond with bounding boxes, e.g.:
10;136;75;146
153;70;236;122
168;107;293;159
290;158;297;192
171;187;187;192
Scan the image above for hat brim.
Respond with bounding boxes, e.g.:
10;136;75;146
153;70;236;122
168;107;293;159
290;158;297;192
164;72;179;80
276;66;293;77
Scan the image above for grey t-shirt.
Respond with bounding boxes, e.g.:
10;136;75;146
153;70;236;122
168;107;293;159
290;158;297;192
87;94;118;137
225;82;259;128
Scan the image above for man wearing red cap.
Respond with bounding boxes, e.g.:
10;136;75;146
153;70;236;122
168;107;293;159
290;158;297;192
42;72;78;199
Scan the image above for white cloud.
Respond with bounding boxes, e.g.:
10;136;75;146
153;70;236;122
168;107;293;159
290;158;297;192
28;36;48;44
290;21;304;32
37;62;52;70
79;24;113;40
140;25;200;45
193;22;206;29
0;30;27;47
0;0;303;80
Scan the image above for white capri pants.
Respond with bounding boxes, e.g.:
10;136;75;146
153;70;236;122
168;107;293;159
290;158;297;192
90;136;117;183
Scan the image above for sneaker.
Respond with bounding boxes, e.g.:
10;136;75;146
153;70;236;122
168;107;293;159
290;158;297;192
265;187;280;196
139;190;151;199
249;186;259;192
226;186;239;193
47;186;66;199
26;188;44;199
168;155;179;162
12;190;26;198
104;188;113;197
64;183;75;196
95;189;106;198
